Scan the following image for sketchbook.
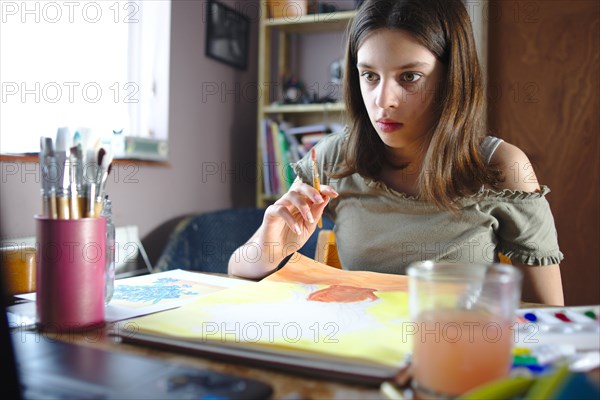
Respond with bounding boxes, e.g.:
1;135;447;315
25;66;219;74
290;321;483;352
10;269;253;326
117;254;412;385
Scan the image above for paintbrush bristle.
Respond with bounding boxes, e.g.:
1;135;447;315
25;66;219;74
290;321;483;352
97;147;106;166
70;144;82;156
73;131;81;147
86;148;96;166
311;147;316;162
44;137;53;152
55;127;71;152
101;149;113;169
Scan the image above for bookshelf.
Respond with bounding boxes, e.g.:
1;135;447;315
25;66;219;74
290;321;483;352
256;4;356;207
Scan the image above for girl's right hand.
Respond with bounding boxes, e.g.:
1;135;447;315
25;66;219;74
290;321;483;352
260;180;339;256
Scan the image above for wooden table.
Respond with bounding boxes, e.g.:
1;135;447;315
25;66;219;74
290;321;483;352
10;281;597;399
6;268;389;399
28;320;386;400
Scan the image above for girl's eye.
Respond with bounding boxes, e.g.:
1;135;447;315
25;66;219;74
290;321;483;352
360;72;378;83
401;72;422;83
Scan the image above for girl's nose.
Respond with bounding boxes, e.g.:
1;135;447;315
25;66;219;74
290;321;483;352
375;80;400;109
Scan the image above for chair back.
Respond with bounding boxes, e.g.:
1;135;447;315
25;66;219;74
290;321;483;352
155;208;334;274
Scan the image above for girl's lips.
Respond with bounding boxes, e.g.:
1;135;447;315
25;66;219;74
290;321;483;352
376;121;404;133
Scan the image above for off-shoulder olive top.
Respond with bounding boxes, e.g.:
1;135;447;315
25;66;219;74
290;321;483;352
293;132;563;274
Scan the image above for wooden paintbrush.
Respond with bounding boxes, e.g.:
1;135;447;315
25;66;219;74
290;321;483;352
311;147;322;228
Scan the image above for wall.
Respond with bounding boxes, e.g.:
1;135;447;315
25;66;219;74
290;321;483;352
4;0;596;304
487;0;599;305
0;1;260;249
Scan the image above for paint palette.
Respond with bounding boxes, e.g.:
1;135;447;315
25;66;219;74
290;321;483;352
514;306;600;350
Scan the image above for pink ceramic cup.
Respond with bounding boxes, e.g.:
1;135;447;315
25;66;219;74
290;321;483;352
35;216;106;332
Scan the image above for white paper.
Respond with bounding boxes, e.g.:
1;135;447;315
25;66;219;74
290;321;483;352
10;269;253;324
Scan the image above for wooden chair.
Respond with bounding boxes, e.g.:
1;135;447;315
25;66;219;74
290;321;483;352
0;245;36;301
314;231;513;269
315;229;342;269
154;208;337;274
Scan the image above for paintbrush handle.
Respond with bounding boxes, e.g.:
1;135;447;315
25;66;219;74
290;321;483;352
48;193;58;219
312;162;323;228
70;191;80;219
94;197;103;219
57;195;70;220
41;193;58;219
77;196;86;218
87;183;97;218
41;192;49;218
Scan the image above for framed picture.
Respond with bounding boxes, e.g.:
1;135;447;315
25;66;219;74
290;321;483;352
205;0;250;70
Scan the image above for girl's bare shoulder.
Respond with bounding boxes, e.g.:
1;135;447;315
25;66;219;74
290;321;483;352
490;141;541;192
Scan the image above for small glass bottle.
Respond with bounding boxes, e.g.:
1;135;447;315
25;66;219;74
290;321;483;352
101;196;116;304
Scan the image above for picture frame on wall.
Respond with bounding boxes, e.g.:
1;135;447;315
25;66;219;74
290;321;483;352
205;0;250;70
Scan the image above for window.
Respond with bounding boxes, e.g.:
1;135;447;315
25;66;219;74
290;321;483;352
0;0;171;158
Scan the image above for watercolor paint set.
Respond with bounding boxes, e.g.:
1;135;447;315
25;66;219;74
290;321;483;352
514;306;600;351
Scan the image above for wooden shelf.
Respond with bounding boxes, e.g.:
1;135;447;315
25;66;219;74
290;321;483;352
264;10;355;33
0;153;170;167
255;5;353;207
263;102;345;114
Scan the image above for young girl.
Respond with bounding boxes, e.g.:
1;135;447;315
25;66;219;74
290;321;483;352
229;0;564;305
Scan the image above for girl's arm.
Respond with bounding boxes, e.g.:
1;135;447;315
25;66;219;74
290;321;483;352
514;263;564;305
491;142;565;305
228;181;338;279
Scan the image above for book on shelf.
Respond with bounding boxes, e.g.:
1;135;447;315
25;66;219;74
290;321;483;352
282;125;306;160
270;120;293;193
262;120;344;196
282;123;331;160
266;120;280;195
285;123;330;136
301;133;327;152
260;119;273;196
277;128;296;190
262;119;296;196
116;254;412;385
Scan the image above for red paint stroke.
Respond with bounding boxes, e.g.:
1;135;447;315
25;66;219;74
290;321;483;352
307;285;379;303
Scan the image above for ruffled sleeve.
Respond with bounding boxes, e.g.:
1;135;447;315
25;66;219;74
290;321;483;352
486;186;564;266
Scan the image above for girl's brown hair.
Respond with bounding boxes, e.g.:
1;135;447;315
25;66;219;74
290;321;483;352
335;0;501;210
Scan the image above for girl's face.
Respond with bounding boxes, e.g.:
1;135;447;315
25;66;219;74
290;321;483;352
356;28;444;153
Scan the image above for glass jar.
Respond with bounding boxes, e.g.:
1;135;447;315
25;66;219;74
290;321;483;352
101;196;115;304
